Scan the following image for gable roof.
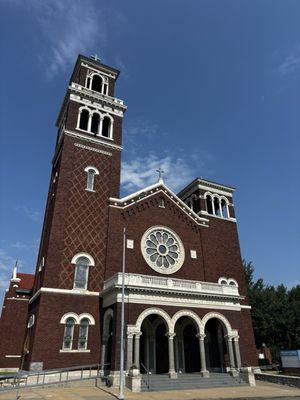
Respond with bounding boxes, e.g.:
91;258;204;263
110;181;209;227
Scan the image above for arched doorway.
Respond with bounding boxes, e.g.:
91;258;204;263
140;315;169;374
174;316;200;373
205;318;228;372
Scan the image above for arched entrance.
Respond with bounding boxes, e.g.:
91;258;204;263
140;315;169;374
204;318;228;372
174;316;200;373
101;309;114;374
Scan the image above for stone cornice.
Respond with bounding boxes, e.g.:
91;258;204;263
109;182;209;228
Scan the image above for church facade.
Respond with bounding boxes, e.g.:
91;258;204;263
0;55;257;387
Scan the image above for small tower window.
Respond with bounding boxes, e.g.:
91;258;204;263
221;199;229;219
206;195;213;214
73;257;90;290
79;109;89;131
91;113;100;134
91;75;103;93
78;318;89;349
102;116;111;138
85;166;99;191
63;317;75;350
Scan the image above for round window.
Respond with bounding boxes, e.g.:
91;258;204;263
141;226;185;274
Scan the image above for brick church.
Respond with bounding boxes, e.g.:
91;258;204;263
0;55;257;388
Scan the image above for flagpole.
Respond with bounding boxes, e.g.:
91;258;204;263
118;226;126;399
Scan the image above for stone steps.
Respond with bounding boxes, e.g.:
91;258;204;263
140;373;247;392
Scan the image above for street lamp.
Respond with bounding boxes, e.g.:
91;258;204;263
118;226;126;399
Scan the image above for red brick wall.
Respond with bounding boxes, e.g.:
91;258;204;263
0;290;29;369
25;293;101;370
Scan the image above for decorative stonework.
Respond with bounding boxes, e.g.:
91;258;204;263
141;226;185;274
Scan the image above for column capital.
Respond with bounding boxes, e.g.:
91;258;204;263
225;334;235;340
233;335;240;342
196;333;206;340
127;333;134;339
135;332;142;338
166;332;176;339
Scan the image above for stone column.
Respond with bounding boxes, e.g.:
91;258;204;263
167;333;177;378
233;336;242;369
97;117;103;136
100;335;108;375
226;335;238;376
126;334;134;372
197;334;210;377
134;332;142;371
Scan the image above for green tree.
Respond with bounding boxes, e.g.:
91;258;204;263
243;260;300;363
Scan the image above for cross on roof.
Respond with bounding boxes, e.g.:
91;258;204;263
156;167;165;182
91;54;101;62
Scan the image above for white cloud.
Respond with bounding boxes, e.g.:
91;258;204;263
121;151;214;194
278;45;300;77
10;240;39;252
7;0;108;79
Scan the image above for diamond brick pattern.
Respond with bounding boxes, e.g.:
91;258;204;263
58;144;113;292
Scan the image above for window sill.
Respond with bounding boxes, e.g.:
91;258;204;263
76;127;114;141
85;189;96;193
59;349;90;353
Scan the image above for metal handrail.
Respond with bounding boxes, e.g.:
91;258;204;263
0;363;111;394
140;362;150;390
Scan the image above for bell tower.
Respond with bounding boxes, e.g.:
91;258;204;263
25;55;126;370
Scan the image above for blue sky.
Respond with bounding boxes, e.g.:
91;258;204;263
0;0;299;303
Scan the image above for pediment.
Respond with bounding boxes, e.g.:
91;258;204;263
109;181;209;228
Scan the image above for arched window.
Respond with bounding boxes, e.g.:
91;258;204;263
206;195;213;215
85;166;99;191
63;317;75;349
73;257;90;290
79;109;89;131
101;116;112;138
221;198;229;219
220;279;228;285
91;75;103;93
214;197;221;216
91;113;100;134
78;318;89;349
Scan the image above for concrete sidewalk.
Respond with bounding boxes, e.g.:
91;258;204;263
0;381;299;400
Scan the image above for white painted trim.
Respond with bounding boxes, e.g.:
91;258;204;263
6;297;29;301
74;142;112;157
78;313;95;325
59;349;90;353
70;95;125;117
60;312;79;324
65;129;122;151
84;166;99;175
71;252;95;266
29;287;99;304
110;183;209;227
81;62;117;79
240;305;252;309
5;355;21;358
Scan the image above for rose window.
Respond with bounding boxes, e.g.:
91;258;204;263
141;226;185;274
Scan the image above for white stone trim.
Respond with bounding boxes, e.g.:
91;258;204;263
140;226;185;275
81;62;118;79
70;94;125;117
60;312;79;324
60;312;95;325
84;166;99;175
71;252;95;266
5;355;21;358
29;287;99;304
171;310;202;333
65;129;122;151
128;307;237;337
135;307;172;332
59;349;90;353
110;183;209;227
74;142;112;156
201;312;233;335
104;292;244;312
